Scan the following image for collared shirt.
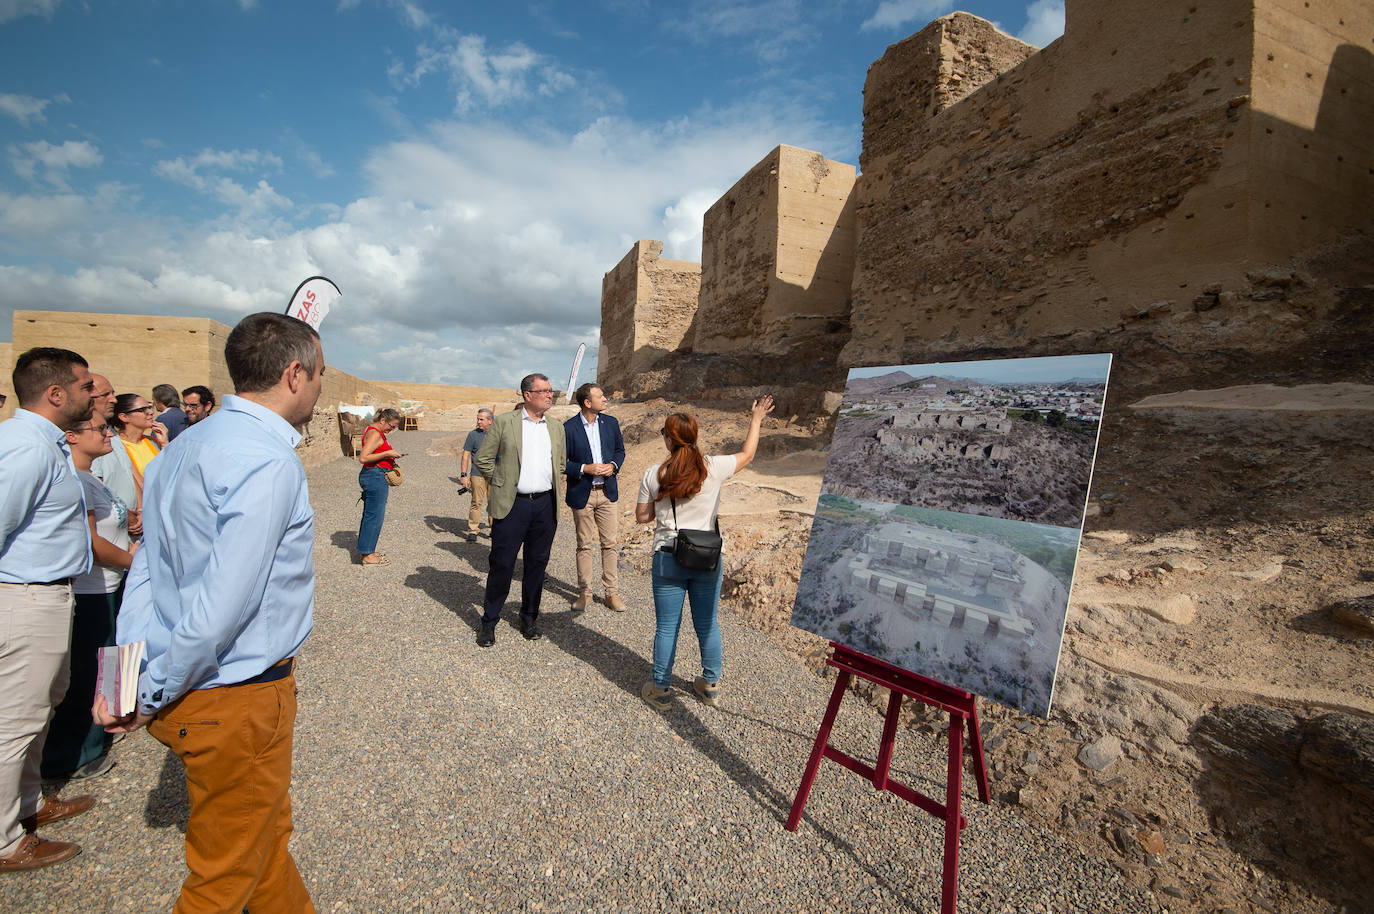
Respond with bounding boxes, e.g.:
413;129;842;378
516;408;554;493
580;413;605;486
117;395;315;714
0;408;91;582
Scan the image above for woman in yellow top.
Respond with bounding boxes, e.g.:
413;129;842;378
112;393;169;506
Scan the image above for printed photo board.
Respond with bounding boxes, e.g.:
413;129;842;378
790;354;1111;717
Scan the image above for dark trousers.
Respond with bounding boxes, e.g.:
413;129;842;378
41;584;122;778
482;492;556;626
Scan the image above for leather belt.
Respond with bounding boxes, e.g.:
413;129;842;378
238;658;293;686
0;577;74;587
515;490;552;500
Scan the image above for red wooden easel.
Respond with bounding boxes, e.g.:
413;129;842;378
786;643;990;914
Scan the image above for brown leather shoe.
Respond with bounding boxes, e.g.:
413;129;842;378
0;834;81;871
21;794;94;831
605;594;626;612
571;593;591;612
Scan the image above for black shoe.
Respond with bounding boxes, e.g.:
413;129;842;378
518;618;543;641
476;622;496;647
466;533;477;543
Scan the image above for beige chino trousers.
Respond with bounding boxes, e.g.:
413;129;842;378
572;486;619;598
0;582;72;854
467;475;490;532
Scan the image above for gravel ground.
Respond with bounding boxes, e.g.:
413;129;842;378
3;431;1163;913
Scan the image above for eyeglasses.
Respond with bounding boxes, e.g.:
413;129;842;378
72;426;115;436
125;406;154;415
526;388;554;395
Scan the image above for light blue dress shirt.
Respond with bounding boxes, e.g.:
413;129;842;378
0;408;91;582
580;414;605;486
117;395;315;713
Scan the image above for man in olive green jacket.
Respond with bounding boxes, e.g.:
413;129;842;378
473;373;567;647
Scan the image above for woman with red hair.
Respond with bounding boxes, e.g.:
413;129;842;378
635;395;774;710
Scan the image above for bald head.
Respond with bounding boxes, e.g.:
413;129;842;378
90;373;116;420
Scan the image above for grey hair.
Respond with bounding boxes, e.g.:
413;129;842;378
476;408;493;418
519;373;550;394
151;383;179;408
375;407;402;423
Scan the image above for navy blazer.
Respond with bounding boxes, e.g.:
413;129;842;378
564;412;626;508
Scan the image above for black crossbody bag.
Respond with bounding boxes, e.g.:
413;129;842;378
670;497;723;571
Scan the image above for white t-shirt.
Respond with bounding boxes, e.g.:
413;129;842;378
638;454;736;553
75;470;131;595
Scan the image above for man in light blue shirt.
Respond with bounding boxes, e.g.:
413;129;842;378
0;348;96;873
97;312;323;913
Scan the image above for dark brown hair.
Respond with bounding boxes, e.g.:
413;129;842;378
12;347;88;407
655;412;708;501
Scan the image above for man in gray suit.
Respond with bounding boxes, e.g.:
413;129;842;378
473;373;567;647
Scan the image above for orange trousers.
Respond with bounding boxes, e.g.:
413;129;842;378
149;672;314;914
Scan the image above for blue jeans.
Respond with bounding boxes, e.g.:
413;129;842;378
650;550;723;689
357;466;390;554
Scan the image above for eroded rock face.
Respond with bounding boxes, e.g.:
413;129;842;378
1194;705;1374;912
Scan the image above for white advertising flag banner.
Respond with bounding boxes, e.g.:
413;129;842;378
285;276;341;330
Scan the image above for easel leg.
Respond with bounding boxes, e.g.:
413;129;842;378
786;670;851;831
941;714;965;914
967;704;990;803
873;690;902;791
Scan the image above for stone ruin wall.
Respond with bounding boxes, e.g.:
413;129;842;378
598;240;701;398
696;144;856;359
600;146;857;417
6;310;403;467
844;0;1374;381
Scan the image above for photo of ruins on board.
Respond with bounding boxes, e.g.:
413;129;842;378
793;355;1110;717
825;354;1110;527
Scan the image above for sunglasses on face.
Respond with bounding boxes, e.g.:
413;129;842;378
125;406;154;415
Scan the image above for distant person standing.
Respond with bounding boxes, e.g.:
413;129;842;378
459;408;493;543
357;407;403;566
152;384;187;442
0;347;97;873
96;311;323;913
564;384;626;612
180;385;215;425
473;374;566;647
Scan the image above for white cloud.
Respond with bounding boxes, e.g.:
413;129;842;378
153;148;291;218
671;0;824;64
1017;0;1064;47
0;93;60;126
391;29;573;113
662;190;720;261
0;35;846;386
859;0;951;33
0;0;61;25
8;139;102;190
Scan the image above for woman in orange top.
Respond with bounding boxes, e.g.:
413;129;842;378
112;393;169;507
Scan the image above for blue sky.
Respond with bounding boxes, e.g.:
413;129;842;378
849;353;1111;385
0;0;1064;390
